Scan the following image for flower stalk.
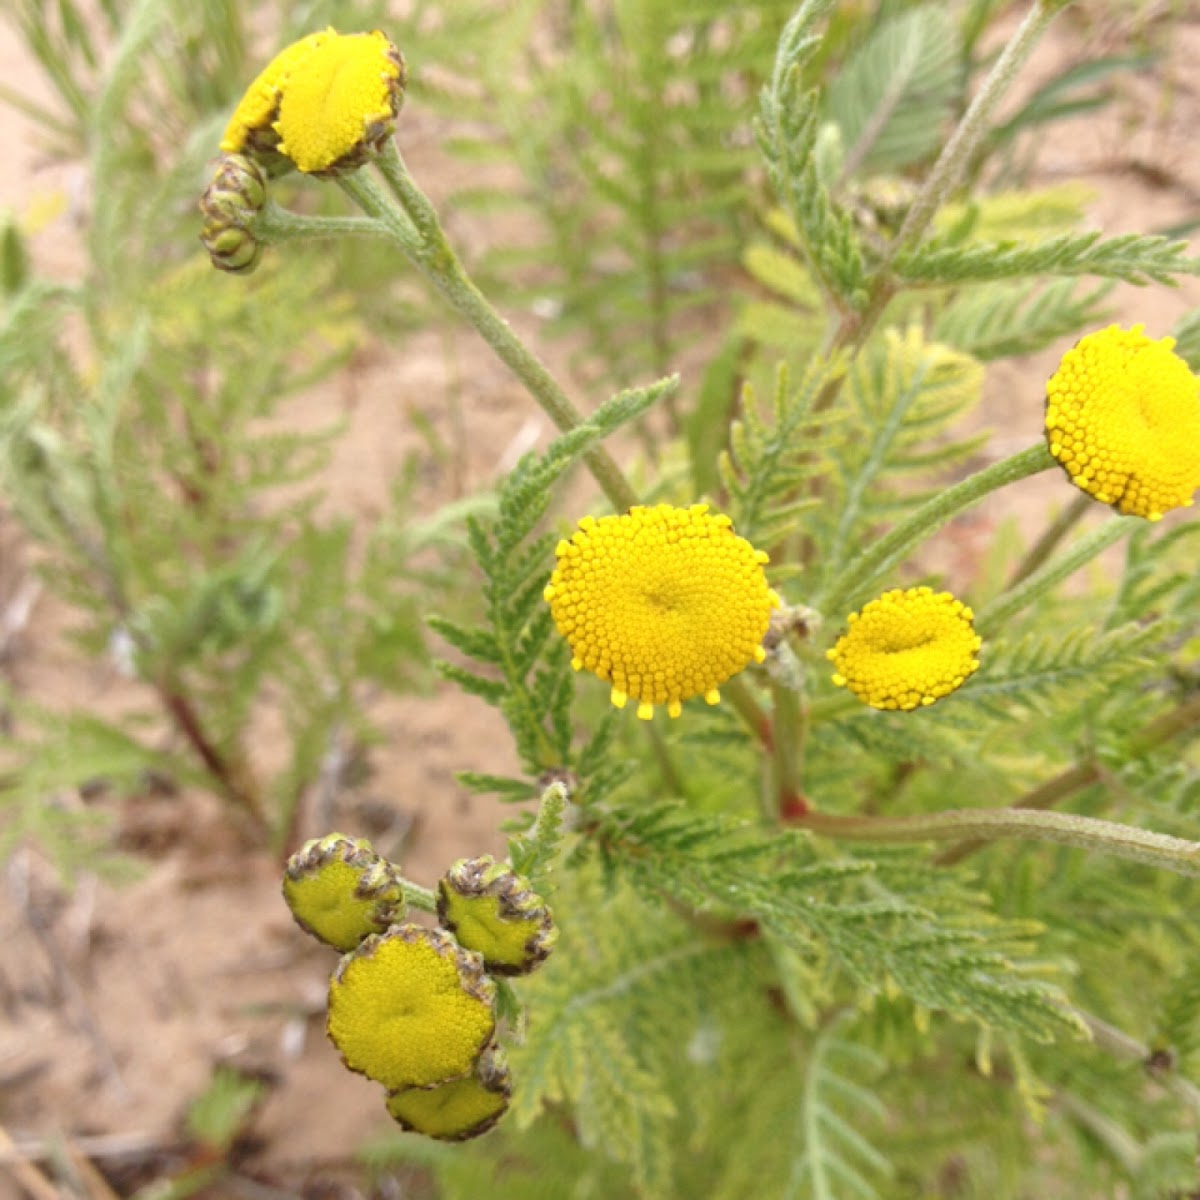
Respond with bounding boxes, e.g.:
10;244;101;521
340;143;639;513
797;806;1200;881
819;443;1056;616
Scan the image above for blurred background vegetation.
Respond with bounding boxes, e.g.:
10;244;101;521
1;1;1198;1197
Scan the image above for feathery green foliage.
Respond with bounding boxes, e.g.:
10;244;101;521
5;2;1200;1198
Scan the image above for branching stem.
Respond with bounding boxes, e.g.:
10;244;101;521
797;806;1200;881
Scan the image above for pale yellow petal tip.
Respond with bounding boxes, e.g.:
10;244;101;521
611;688;628;710
571;656;583;672
704;689;720;706
542;585;555;602
636;701;654;720
753;646;767;664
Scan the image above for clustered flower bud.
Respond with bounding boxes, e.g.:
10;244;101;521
199;153;267;275
282;832;405;951
437;855;557;976
282;831;554;1141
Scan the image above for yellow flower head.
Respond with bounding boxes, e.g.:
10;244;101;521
1045;324;1200;521
437;855;556;976
386;1044;511;1141
282;832;405;952
221;30;332;164
221;29;406;177
826;586;981;711
544;503;779;720
328;925;496;1091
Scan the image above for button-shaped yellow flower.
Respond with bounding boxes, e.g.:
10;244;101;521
544;503;779;719
220;29;406;177
437;856;556;976
386;1044;511;1141
327;925;495;1090
274;30;405;176
283;833;405;952
221;30;333;165
827;586;981;711
1045;324;1200;521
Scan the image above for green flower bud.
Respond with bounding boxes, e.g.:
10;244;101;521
199;153;267;275
437;855;557;976
282;832;405;951
386;1043;511;1141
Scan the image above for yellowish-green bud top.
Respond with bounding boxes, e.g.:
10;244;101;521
282;832;404;951
386;1044;511;1141
437;855;557;976
199;153;268;275
327;925;496;1090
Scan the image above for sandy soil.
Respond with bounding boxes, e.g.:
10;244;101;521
2;4;1200;1197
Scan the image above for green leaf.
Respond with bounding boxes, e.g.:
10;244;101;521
824;4;961;177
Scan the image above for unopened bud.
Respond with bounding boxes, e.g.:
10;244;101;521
282;832;405;951
199;153;267;274
437;855;557;976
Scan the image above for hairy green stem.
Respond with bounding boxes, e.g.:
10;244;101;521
937;692;1200;866
1077;1009;1200;1116
976;515;1136;634
1006;492;1092;588
820;443;1055;615
253;203;387;244
798;806;1200;880
400;879;438;913
366;143;638;512
770;681;805;818
891;0;1067;257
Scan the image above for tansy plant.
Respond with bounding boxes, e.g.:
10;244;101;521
7;0;1200;1193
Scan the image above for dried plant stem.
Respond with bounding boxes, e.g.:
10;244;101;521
158;685;268;834
0;1124;60;1200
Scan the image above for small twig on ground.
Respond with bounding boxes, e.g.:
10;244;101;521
0;576;42;664
0;1122;61;1200
6;850;131;1105
0;1131;166;1166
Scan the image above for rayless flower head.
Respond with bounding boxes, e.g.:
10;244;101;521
827;586;981;711
327;924;496;1091
437;855;556;976
386;1043;512;1141
1045;324;1200;521
544;503;779;720
282;832;405;952
221;29;406;177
